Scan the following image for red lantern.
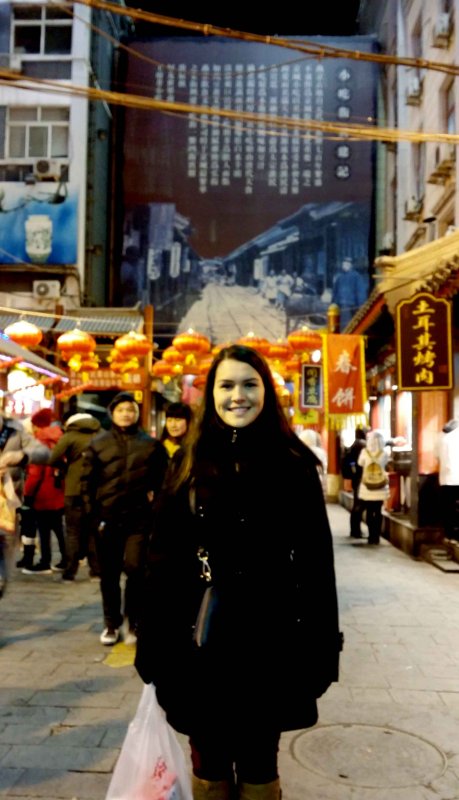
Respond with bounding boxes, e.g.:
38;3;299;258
192;374;207;390
173;328;211;355
152;360;183;378
162;346;186;364
4;320;42;348
237;333;271;356
79;353;100;372
267;341;292;361
287;326;322;353
114;331;152;358
57;328;96;359
285;354;302;375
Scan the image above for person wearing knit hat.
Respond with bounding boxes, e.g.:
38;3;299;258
160;401;193;459
80;392;168;645
46;412;102;581
30;408;55;429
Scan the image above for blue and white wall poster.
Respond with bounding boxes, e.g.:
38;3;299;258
121;35;378;344
0;183;78;266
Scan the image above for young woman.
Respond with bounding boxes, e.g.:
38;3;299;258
136;345;342;800
160;402;192;459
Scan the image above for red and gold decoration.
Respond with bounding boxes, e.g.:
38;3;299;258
4;320;43;348
57;328;96;359
287;326;322;355
172;328;211;374
162;346;186;364
151;360;183;379
323;333;366;426
113;330;153;358
237;332;271;356
173;328;211;355
396;292;452;390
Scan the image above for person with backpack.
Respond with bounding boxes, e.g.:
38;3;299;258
357;430;390;545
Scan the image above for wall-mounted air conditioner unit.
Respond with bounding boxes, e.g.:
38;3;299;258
32;158;67;181
406;76;422;105
32;280;61;300
433;12;452;46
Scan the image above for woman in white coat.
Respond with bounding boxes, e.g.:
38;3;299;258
357;431;389;545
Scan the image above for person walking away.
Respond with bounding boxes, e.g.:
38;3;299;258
46;412;101;581
436;419;459;541
135;345;342;800
0;411;50;596
21;408;66;574
357;430;390;545
81;392;168;646
160;402;193;460
345;428;367;538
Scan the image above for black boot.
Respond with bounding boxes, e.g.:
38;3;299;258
16;543;35;569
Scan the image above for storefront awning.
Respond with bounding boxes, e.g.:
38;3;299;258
375;228;459;314
0;335;68;379
52;308;144;335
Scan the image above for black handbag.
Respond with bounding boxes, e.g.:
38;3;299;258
192;546;219;647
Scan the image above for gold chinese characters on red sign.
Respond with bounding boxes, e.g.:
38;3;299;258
396;292;452;391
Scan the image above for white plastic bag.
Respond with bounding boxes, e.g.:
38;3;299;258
106;683;192;800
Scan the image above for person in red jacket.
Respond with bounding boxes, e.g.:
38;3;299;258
22;408;66;575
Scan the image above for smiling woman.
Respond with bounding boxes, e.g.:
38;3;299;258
213;358;265;428
136;344;342;800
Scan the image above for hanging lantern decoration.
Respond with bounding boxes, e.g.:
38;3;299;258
192;374;207;390
79;353;100;372
4;320;43;348
151;360;183;378
198;354;214;375
287;326;323;354
162;346;186;364
114;330;152;358
237;332;271;357
57;328;96;360
173;328;211;355
284;354;302;376
267;340;292;362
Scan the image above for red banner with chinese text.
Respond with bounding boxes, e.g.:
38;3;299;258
324;334;366;416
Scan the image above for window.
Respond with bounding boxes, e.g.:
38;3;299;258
7;107;70;159
12;4;73;56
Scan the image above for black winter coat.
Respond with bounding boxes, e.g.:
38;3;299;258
135;423;342;737
80;424;168;524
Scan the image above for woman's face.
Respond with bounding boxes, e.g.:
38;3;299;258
166;416;187;438
213;358;265;428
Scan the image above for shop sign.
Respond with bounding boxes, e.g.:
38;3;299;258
300;364;323;409
68;369;148;389
396;292;452;390
325;334;366;414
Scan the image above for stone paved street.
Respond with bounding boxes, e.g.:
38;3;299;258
0;504;459;799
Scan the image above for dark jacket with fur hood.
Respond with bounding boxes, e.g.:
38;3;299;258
135;420;342;736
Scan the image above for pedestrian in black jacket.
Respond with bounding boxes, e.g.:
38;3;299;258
135;346;342;800
47;412;102;580
80;393;168;646
343;428;367;538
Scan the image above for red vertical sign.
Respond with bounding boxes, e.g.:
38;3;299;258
325;334;366;414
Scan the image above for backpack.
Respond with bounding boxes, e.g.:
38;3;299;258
362;449;388;490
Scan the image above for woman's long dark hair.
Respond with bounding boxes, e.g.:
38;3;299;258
168;345;304;490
